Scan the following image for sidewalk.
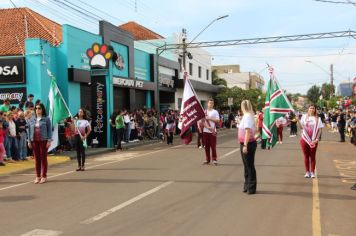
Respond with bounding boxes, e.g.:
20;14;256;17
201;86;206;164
0;138;162;175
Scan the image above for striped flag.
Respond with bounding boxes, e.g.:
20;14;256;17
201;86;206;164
262;67;294;148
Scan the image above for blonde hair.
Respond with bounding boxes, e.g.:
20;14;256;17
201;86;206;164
241;100;255;116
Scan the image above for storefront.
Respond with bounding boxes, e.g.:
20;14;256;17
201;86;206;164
0;57;27;105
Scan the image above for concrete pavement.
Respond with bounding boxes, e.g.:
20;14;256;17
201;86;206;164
0;128;355;236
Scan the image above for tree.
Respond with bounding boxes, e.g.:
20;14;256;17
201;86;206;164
320;83;335;100
212;69;227;86
306;85;321;105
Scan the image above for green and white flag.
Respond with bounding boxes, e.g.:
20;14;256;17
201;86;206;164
47;70;71;151
262;67;294;148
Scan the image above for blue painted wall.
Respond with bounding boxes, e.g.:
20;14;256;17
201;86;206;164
134;49;151;81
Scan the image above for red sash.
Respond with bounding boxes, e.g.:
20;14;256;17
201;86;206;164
301;115;319;148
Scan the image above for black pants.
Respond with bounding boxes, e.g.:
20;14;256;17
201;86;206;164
166;131;173;144
75;135;85;167
116;128;124;150
290;123;297;135
339;127;345;141
111;127;117;148
240;141;257;193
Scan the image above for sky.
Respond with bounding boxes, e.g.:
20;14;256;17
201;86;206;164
1;0;356;94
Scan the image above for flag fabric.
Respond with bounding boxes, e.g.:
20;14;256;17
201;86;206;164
178;72;205;145
47;70;71;151
262;67;294;148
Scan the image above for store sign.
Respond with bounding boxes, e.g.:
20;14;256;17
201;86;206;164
0;57;25;84
113;77;144;88
86;43;112;69
0;87;26;104
91;76;107;147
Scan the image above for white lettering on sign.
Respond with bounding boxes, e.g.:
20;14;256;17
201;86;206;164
0;66;19;76
94;82;105;134
0;93;23;102
113;77;145;88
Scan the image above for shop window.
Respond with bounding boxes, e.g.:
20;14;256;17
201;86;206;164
189;63;193;76
198;66;202;78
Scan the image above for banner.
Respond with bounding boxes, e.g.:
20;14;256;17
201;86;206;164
47;70;71;151
178;72;205;144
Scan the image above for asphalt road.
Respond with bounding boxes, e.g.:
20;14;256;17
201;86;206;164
0;129;355;236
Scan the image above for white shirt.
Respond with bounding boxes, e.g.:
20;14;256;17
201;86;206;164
238;114;256;143
203;109;219;133
8;120;16;136
124;114;130;123
75;119;90;136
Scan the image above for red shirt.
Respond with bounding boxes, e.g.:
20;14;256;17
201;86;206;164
0;129;4;143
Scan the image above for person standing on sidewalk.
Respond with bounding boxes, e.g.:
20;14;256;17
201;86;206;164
0;120;6;166
298;104;324;179
16;112;28;161
115;110;125;151
203;99;220;165
73;108;91;171
28;103;52;184
238;100;258;194
337;109;346;142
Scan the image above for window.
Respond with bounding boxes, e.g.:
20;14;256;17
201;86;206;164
189;63;193;76
206;69;209;80
198;66;202;78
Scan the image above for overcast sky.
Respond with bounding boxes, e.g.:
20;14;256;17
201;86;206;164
1;0;356;94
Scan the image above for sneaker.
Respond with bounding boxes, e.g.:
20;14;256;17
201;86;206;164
310;172;316;178
198;146;202;149
203;161;210;165
39;177;47;184
34;177;41;184
304;172;310;178
213;160;218;166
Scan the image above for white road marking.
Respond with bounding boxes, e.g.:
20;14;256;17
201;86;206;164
81;181;174;224
220;148;240;159
21;229;62;236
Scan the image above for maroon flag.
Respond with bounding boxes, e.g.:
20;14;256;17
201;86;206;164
178;72;205;144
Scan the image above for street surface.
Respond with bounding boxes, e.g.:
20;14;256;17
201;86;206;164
0;129;355;236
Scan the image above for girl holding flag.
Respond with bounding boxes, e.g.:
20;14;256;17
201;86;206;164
298;104;324;178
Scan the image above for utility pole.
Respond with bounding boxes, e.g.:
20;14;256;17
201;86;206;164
181;28;187;72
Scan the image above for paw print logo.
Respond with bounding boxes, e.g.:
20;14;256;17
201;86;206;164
86;43;113;68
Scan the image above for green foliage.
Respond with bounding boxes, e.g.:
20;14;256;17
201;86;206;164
214;87;264;111
320;83;335;100
212;69;227;86
306;85;321;105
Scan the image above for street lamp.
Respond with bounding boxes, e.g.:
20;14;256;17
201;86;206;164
182;15;229;71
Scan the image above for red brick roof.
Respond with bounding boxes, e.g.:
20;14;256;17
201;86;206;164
119;21;164;40
0;8;62;56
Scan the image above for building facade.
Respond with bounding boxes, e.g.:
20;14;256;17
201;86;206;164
212;65;265;90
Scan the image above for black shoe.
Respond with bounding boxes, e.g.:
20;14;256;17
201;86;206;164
243;189;247;193
76;167;82;171
248;191;256;195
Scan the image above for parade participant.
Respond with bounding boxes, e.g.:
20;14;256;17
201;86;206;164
203;99;220;165
28;103;52;184
73;108;91;171
238;100;257;194
299;104;324;178
289;112;298;137
276;116;286;144
258;110;266;149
